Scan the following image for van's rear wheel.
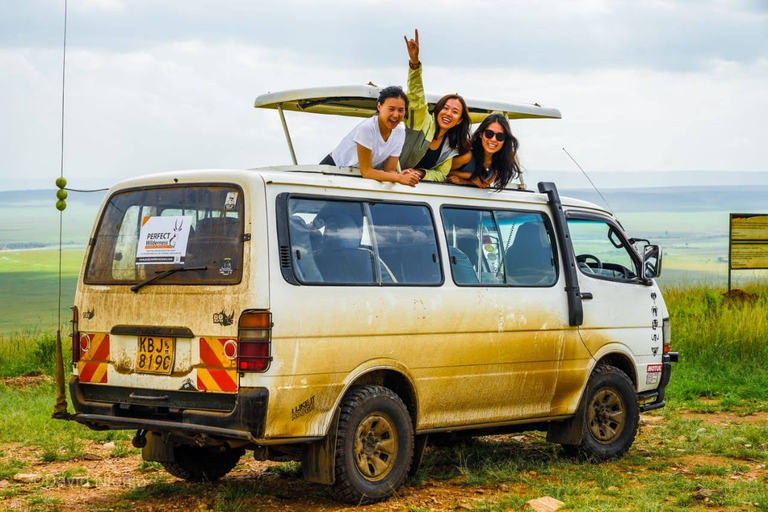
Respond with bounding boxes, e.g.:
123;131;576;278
161;445;243;482
329;385;414;504
568;365;638;461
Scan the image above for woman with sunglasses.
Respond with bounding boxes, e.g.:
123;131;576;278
400;30;472;182
446;113;520;191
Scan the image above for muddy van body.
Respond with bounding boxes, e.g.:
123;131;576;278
65;164;676;503
62;84;677;503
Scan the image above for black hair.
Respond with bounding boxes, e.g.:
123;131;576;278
468;113;520;191
377;85;409;113
432;94;471;154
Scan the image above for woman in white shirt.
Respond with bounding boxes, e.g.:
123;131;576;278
320;86;420;187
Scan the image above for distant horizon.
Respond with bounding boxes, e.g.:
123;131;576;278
2;169;767;193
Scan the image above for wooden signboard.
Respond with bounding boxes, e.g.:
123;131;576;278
728;214;768;290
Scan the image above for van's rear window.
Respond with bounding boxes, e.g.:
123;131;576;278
84;185;244;286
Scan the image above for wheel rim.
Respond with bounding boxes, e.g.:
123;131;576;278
353;412;398;482
587;387;626;444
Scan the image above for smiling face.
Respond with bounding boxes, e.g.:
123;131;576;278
436;98;463;131
481;121;506;155
377;97;406;131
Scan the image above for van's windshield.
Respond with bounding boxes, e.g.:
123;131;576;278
84;185;244;286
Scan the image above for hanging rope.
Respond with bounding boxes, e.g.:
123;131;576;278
53;0;71;420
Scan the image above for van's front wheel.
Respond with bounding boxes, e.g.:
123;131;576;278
330;385;414;504
569;365;638;461
161;445;243;482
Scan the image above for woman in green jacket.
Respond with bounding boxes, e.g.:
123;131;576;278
400;30;472;182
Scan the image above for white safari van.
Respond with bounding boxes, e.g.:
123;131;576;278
62;87;677;504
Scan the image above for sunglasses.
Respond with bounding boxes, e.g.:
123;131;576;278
482;129;506;142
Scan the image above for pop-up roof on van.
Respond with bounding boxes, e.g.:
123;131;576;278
254;85;561;166
254;85;561;123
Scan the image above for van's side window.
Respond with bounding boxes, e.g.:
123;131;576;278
368;203;441;285
567;218;638;281
442;208;557;287
288;199;374;284
287;198;441;286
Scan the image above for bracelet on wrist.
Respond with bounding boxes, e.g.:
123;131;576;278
409;60;421;70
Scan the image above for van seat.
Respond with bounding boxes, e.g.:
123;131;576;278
186;216;240;268
289;215;322;282
449;246;479;284
315;215;374;283
504;222;555;285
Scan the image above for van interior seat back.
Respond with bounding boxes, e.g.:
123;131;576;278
289;215;322;282
186;216;241;268
504;221;556;285
315;214;374;283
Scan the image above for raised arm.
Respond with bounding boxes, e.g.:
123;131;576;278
404;30;429;132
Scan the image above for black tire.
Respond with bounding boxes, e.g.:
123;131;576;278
160;445;244;482
329;385;414;504
569;365;638;461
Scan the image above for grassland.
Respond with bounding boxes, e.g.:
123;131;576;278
0;283;766;510
0;186;766;509
0;250;83;334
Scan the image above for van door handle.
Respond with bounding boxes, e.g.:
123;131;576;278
581;292;593;300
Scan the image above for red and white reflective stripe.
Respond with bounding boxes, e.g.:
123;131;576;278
647;364;663;373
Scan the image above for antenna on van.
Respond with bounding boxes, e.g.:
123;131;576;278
562;148;615;216
53;0;71;420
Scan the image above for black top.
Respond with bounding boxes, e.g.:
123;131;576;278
414;138;445;170
459;154;496;181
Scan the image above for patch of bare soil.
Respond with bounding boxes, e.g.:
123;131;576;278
0;371;52;389
0;440;511;512
1;410;765;511
677;410;768;425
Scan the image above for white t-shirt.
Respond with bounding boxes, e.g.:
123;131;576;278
332;115;405;168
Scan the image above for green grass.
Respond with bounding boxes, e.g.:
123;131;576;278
0;330;66;377
410;414;768;511
0;249;83;334
0;457;27;480
0;382;131;458
663;283;768;404
110;441;139;459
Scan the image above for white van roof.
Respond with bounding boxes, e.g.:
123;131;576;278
254;85;561;123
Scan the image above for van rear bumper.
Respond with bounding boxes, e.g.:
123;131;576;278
68;377;268;442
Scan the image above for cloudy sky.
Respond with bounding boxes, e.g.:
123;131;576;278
1;0;766;191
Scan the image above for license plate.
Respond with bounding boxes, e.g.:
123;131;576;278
136;336;175;374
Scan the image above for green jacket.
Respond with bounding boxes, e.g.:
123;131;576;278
399;65;457;182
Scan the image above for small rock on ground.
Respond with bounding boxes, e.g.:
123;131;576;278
13;473;43;483
526;496;565;511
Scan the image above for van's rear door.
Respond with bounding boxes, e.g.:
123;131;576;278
76;183;250;394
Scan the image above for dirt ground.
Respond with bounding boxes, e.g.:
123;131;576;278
1;408;766;511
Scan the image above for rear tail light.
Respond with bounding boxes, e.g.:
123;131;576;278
71;306;80;363
662;318;671;354
238;310;272;372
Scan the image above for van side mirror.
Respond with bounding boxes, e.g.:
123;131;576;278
642;244;662;280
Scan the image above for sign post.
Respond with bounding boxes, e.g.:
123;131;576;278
728;214;768;292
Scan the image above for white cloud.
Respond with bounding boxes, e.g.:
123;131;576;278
74;0;124;12
0;0;766;191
